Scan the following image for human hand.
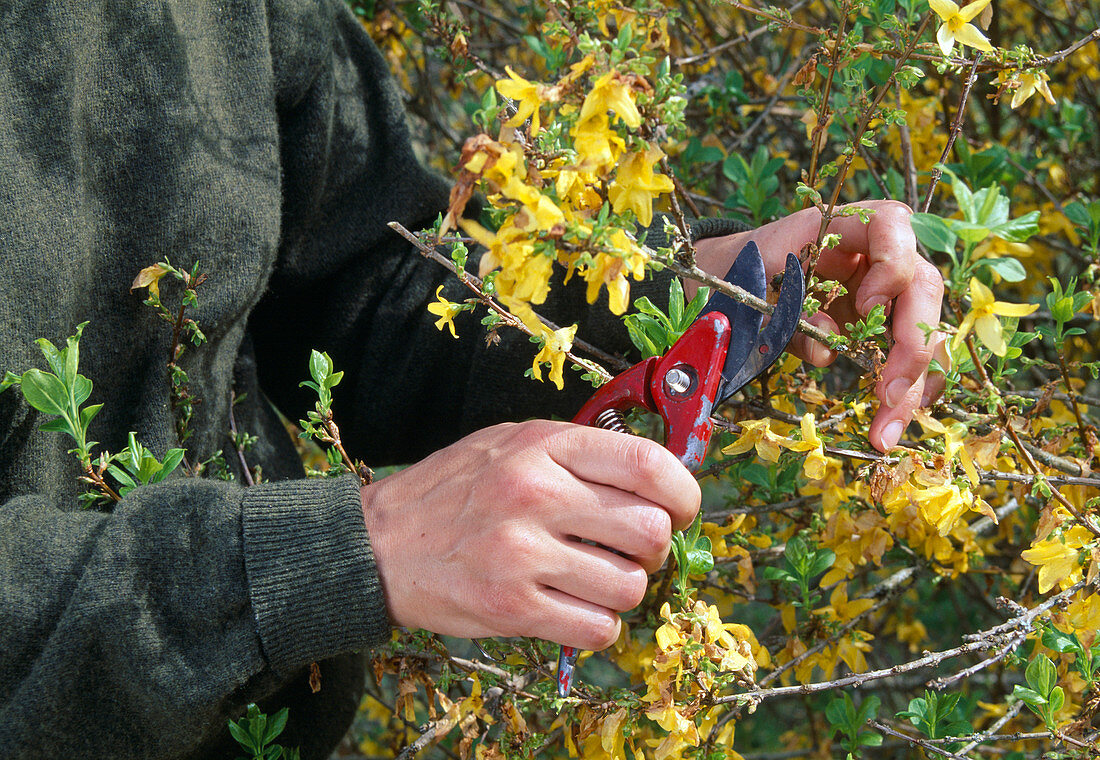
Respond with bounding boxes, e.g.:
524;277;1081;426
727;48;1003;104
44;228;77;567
360;420;701;650
691;200;946;452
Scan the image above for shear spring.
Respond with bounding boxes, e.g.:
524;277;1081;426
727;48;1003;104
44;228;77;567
594;409;632;436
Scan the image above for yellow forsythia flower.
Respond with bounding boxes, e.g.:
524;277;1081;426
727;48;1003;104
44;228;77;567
781;413;828;480
496;67;544;133
607;147;674;227
723;418;785;462
953;278;1038;357
578;70;642;130
1011;70;1056;110
426;285;464;338
928;0;994;55
530;324;578;390
1021;525;1093;593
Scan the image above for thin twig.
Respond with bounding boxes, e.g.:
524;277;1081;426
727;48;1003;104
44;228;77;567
921;53;982;213
389;221;625;377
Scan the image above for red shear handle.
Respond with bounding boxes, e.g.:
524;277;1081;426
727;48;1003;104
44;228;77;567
571;312;730;472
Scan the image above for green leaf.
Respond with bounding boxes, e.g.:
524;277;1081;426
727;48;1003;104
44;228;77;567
940;166;973;220
324;370;344;390
825;695;850;728
685;537;714;575
228;720;256;752
265;707;289;744
1012;684;1046;707
72;374;93;407
1048;686;1064;713
910;213;957;254
19;369;70;417
668;277;685;330
808;549;836;578
977;257;1027;282
64;324;88;386
991;211;1040;243
945;220;991;244
0;370;21;394
308;350;331;385
35;338;64;378
971;186;1009;228
1063;201;1088;227
152;449;187;482
80;403;103;430
38;417;73;434
1042;628;1082;654
1026;654;1057;696
625;318;663;358
107;465;138;489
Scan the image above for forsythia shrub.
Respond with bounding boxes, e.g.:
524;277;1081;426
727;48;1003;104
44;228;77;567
336;0;1100;757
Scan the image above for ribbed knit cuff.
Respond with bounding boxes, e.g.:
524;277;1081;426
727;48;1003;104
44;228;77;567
241;475;390;676
688;216;753;241
642;214;753;251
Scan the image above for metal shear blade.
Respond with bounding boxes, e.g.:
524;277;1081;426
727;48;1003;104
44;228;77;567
706;247;805;404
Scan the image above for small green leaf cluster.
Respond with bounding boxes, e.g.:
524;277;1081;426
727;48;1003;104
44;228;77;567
909;168;1039;295
2;322;99;466
669;513;713;597
731;459;803;504
844;303;888;342
895;690;972;745
1012;653;1065;733
1036;277;1091;345
1041;625;1100;691
108;432;186;497
298;350;344;439
761;535;834;612
723;146;784;226
0;323;186;506
1064;197;1100;259
227;704;299;760
623;278;710;359
825;693;882;757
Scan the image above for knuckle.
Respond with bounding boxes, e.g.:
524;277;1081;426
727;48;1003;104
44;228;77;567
915;260;946;296
620;437;668;486
635;507;673;559
501;464;557;511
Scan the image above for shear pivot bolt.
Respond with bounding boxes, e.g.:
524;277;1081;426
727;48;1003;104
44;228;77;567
664;367;695;396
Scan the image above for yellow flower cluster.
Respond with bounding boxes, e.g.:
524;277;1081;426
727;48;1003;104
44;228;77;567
1021;524;1095;593
641;599;758;759
722;413;830;481
436;58;683;388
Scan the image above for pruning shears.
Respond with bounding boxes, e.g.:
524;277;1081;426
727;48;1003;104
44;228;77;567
555;241;806;697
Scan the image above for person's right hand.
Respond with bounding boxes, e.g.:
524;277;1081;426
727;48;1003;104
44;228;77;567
360;420;701;651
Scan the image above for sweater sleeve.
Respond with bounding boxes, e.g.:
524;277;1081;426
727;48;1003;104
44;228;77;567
0;473;380;758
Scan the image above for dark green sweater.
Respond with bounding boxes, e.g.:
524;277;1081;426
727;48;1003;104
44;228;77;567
0;1;745;757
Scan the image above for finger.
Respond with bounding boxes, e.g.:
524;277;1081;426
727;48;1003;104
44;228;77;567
870;261;945;451
851;203;917;316
540;541;651;612
557;490;673;573
789;311;839;367
534;586;623;650
546;424;701;530
920;337;950;407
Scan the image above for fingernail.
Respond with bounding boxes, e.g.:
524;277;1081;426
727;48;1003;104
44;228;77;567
882;421;904;449
885;377;915;408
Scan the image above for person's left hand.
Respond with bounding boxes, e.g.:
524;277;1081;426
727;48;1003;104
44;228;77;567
690;200;946;452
